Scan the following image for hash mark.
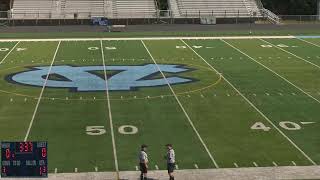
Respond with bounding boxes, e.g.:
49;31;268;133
253;162;258;167
175;164;179;170
155;165;159;170
54;168;57;173
74;168;78;173
291;161;297;166
233;163;239;168
135;166;139;171
272;162;278;166
95;167;98;172
194;164;199;169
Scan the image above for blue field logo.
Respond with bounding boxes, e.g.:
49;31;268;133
8;64;195;92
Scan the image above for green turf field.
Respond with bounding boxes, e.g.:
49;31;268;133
0;36;319;173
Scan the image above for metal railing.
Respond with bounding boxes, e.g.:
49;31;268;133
1;10;319;25
278;15;320;24
3;10;264;19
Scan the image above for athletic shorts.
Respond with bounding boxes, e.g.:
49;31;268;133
140;163;148;173
167;163;175;173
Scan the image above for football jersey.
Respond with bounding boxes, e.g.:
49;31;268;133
139;151;148;163
167;149;175;164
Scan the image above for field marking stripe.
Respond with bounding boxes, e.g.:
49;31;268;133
100;40;120;179
24;41;61;141
0;41;20;64
260;39;320;70
141;40;220;168
0;36;296;42
296;38;320;48
219;39;317;165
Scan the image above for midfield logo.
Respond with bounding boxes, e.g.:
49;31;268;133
8;64;195;92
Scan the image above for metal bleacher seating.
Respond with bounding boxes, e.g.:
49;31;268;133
11;0;157;19
168;0;262;18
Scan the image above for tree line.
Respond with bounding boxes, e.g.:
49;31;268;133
261;0;317;15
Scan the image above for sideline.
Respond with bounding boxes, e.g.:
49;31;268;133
0;36;297;42
2;166;320;180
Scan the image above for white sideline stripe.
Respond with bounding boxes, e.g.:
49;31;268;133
141;40;220;169
0;36;296;42
260;39;320;70
0;41;20;64
24;41;61;142
296;38;320;48
100;40;120;179
220;39;317;165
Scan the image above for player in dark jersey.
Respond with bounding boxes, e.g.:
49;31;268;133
166;144;175;180
139;144;149;180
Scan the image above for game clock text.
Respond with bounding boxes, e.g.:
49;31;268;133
1;141;48;178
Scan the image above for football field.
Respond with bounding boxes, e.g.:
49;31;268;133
0;36;320;174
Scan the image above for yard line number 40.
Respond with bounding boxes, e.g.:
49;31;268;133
251;121;302;131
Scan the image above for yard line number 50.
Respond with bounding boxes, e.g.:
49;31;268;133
86;125;138;135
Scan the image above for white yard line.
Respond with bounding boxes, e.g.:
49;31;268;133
100;40;120;179
0;41;20;64
24;41;61;142
296;38;320;48
251;40;320;104
260;39;320;70
141;40;220;169
218;39;317;165
0;36;296;42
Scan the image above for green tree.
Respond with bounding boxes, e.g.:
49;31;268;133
262;0;317;15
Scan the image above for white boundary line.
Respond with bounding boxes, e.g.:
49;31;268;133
260;38;320;70
0;36;296;42
218;39;317;165
296;38;320;48
141;40;220;169
24;41;61;141
100;40;120;179
0;41;20;64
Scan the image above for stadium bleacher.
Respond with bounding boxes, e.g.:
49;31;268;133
169;0;262;18
10;0;264;19
113;0;157;18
